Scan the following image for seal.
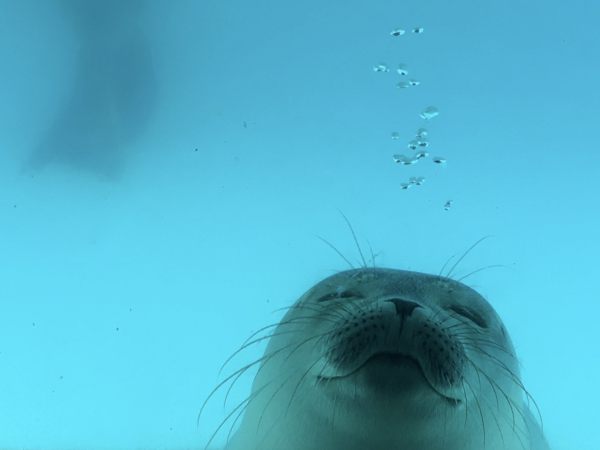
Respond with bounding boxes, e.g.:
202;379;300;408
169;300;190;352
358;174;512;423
206;267;549;450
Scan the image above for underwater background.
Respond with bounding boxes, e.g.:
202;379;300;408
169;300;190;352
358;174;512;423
0;0;598;449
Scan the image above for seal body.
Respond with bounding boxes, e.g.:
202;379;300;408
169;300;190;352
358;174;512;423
223;268;548;450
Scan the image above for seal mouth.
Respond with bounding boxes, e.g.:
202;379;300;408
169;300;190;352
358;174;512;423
370;352;463;405
319;352;462;405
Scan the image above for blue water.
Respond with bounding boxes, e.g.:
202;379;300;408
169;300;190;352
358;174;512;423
0;1;598;449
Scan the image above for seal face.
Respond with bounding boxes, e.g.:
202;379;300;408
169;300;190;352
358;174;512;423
217;268;548;450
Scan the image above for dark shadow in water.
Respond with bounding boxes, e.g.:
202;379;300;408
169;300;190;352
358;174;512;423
27;0;157;179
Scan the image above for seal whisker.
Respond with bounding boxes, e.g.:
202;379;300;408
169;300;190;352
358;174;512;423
365;237;378;269
220;328;310;377
337;210;368;269
256;368;301;430
438;254;456;279
456;264;506;282
218;316;330;380
201;383;266;450
445;236;493;279
313;234;355;269
224;386;268;445
217;339;314;415
457;352;513;446
288;303;351;323
457;368;489;446
285;347;330;415
454;331;519;360
464;355;531;442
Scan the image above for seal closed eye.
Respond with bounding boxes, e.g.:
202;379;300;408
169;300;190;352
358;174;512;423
448;304;488;328
210;267;549;450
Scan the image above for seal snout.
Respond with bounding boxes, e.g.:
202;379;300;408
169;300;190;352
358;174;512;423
319;295;467;400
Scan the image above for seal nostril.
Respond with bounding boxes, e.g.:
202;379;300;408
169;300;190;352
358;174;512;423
386;298;421;318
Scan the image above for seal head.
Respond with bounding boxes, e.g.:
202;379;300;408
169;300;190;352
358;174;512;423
220;268;548;450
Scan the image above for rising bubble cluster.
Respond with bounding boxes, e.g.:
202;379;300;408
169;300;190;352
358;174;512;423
372;23;454;210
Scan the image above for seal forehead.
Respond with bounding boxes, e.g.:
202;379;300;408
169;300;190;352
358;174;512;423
303;268;501;326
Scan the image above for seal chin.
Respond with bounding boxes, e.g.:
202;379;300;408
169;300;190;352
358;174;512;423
320;352;463;405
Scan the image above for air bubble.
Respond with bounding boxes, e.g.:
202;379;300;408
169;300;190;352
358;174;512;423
396;81;410;89
373;63;389;72
391;132;400;140
414;150;428;159
409;79;420;86
390;29;405;36
397;63;408;75
408;176;426;186
417;139;428;147
415;128;428;138
432;156;446;164
393;154;418;165
408;140;418;150
444;200;453;211
402;176;425;189
412;27;424;34
420;106;439;120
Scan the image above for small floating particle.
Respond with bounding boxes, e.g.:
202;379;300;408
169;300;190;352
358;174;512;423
420;106;439;120
432;156;446;164
397;63;408;75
